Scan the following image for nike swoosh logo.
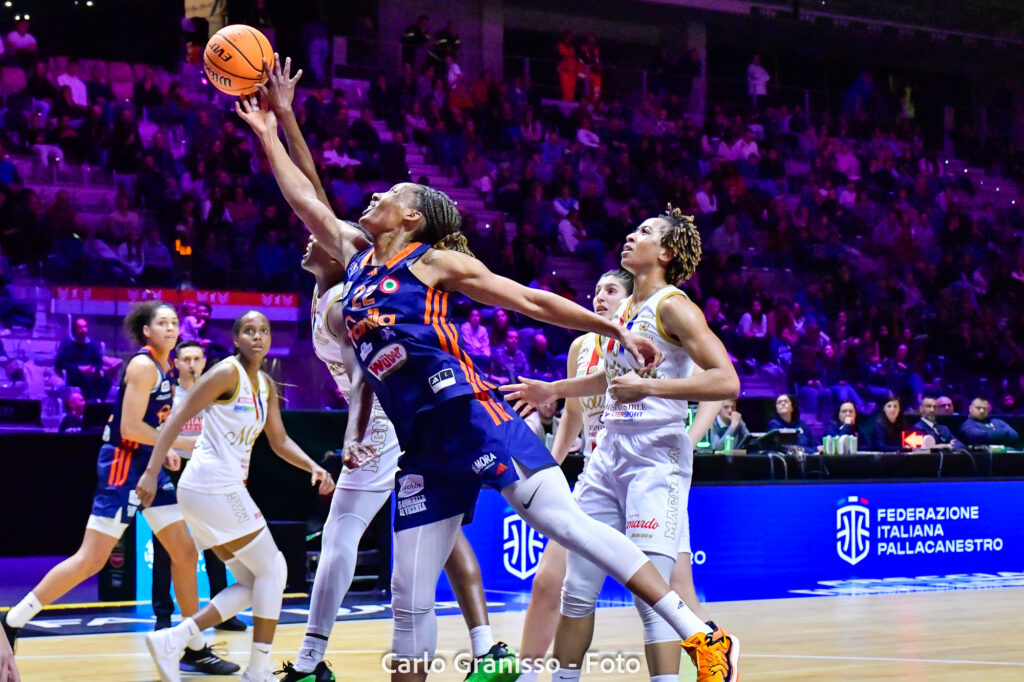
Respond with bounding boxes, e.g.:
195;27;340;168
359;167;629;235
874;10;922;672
522;482;543;509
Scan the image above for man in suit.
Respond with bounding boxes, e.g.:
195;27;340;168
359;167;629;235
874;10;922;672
911;395;962;448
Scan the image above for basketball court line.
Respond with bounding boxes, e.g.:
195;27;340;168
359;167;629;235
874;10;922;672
13;647;1024;668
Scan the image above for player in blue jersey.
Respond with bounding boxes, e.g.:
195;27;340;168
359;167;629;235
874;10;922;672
1;301;238;676
237;93;736;682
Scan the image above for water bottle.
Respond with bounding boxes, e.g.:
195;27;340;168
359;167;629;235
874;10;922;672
40;387;65;432
850;435;858;454
722;435;734;454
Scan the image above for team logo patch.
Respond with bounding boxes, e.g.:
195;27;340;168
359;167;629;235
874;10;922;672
380;276;400;293
397;474;424;499
360;342;373;361
503;514;546;580
367;344;407;379
428;368;456;393
159;380;171;394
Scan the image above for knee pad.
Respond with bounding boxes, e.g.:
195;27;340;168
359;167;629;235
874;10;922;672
274;551;288;591
560;586;596;619
225;557;255;587
233;529;285;621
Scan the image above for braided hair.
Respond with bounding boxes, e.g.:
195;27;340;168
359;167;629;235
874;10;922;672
411;185;475;257
657;204;702;286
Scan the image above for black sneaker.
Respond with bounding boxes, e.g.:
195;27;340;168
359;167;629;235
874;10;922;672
464;642;520;681
214;616;248;631
276;660;335;681
179;643;241;674
1;612;19;653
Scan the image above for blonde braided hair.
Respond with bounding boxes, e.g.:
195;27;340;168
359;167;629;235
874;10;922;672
658;204;702;286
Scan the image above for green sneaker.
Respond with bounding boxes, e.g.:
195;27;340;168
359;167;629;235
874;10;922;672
275;660;335;682
464;642;521;682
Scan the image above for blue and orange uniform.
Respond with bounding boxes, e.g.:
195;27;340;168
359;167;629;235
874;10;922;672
341;242;555;530
92;347;178;527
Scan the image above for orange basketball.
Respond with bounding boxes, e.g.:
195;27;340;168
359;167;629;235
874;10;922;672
203;24;274;96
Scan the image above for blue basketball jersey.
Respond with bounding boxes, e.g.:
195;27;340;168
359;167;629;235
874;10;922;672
102;346;176;456
341;242;498;439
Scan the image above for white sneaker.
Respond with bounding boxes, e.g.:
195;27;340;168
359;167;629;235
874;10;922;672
145;627;186;682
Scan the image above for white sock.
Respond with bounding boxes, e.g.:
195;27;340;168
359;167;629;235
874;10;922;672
469;624;494;658
6;592;43;628
652;675;677;682
651;591;711;640
553;668;582;681
518;672;540;682
170;617;201;648
186;628;206;651
295;632;329;673
247;641;272;675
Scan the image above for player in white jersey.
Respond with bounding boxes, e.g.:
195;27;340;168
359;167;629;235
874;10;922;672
255;55;506;682
504;207;741;682
137;311;336;682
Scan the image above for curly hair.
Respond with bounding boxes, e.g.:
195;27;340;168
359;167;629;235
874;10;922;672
411;185;475;257
123;300;176;346
657;204;702;286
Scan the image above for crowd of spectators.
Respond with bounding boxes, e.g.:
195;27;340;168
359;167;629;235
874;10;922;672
1;17;1023;424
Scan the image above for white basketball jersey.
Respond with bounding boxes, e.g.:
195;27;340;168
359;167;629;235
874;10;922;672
311;282;401;492
179;356;269;493
602;286;695;429
312;282;352;395
574;332;605;456
171;384;203;459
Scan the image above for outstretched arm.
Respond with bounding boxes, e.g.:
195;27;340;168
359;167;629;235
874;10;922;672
236;96;367;265
262;54;330;208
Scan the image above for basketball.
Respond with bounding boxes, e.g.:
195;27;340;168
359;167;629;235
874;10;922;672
203;24;274;96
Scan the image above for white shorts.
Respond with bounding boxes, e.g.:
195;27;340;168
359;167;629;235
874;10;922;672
337;401;401;492
86;504;184;539
575;423;693;557
176;485;267;550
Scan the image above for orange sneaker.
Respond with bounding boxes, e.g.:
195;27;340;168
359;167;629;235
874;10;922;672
681;625;740;682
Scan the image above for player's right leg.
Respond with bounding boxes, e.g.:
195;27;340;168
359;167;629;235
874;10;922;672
278;487;390;682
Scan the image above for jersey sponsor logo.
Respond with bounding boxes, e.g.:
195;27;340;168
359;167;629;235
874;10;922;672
158;379;172;396
367;343;407;379
226;491;251;523
381;327;396;340
397;473;424;499
836;496;871;565
428;368;456;393
471;452;497;475
346;308;396;341
503;514;546;580
237;396;255;405
360;342;373;361
380;276;400;293
625;516;660;530
397;494;426;516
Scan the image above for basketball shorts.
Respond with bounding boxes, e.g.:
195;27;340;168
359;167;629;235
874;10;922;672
393;390;556;532
576;423;693;557
337;399;401;493
176;484;267;550
88;444;181;539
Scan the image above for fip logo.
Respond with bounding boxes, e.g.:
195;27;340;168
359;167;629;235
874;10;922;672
836;495;870;565
502;514;546;580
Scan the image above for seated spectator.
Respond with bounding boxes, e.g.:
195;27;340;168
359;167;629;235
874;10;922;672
526;332;559;382
56;317;111;402
911;395;961;448
709;399;750;451
765;393;813;448
864;395;904;452
329;166;365;220
959;397;1020;447
490;327;528;384
552;184;579;218
710;213;742;257
116;225;146;279
459;308;490;361
824;401;861;438
936;395;956;415
525;400;561;448
106;193;142;244
141;228;174;286
6;18;38;67
60;389;87;433
56;60;88;108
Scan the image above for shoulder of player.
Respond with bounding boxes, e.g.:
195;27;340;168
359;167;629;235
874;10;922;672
124;353;160;384
204;358;242;402
657;292;704;334
415;247;482;285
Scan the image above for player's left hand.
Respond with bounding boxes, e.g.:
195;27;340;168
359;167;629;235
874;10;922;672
608;372;649;403
619;331;663;370
263;54;302;113
164;452;181;471
235;91;277;137
135;471;158;508
311;465;336;495
341;442;376;468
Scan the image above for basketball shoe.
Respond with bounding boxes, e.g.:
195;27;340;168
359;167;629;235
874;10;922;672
180;642;241;674
276;660;335;682
464;641;521;682
1;612;19;652
681;625;740;682
146;626;188;682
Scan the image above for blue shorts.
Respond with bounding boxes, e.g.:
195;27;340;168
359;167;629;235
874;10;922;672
91;443;177;522
393;391;556;532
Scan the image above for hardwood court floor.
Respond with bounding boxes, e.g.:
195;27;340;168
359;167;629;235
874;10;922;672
13;587;1024;680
